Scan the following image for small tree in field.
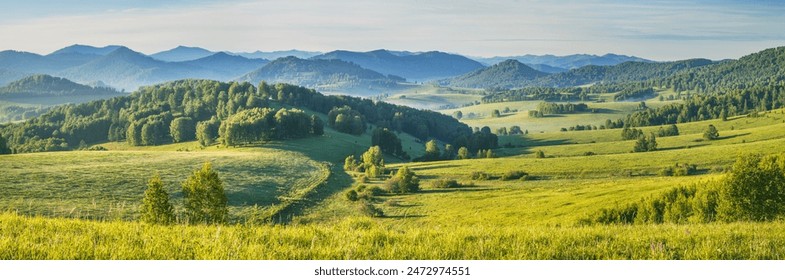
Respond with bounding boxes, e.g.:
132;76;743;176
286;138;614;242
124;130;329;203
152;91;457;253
140;174;175;225
703;124;719;140
182;162;228;224
385;166;420;194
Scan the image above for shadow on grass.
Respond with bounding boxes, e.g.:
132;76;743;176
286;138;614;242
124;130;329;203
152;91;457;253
271;166;354;225
418;187;493;194
381;214;426;219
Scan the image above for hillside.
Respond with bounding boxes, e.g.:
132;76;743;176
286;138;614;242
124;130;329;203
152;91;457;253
444;59;549;89
181;52;268;80
0;74;121;98
531;58;715;87
661;46;785;93
239;56;406;95
0;79;471;153
311;50;484;81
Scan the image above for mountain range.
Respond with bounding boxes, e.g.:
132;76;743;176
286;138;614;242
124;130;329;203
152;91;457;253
0;44;659;94
474;53;652;70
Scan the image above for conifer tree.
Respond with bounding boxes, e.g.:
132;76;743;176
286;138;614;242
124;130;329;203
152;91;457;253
182;162;228;224
140;174;175;225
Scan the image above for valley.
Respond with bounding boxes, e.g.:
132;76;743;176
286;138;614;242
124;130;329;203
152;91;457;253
1;43;785;261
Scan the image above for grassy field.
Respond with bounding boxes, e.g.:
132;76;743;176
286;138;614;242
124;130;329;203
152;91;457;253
2;213;785;259
382;84;484;110
440;98;682;133
0;145;326;222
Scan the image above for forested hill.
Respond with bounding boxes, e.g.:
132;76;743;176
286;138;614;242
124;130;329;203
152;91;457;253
311;50;484;81
0;79;472;153
0;74;121;98
444;59;549;89
659;46;785;93
620;46;785;127
238;56;406;95
531;58;714;88
444;58;713;90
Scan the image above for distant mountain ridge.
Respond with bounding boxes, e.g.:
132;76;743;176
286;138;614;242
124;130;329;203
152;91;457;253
181;52;269;81
311;49;484;81
475;53;652;70
150;46;215;62
57;47;217;91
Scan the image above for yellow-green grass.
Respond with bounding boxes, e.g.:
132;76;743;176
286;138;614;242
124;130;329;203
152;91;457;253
0;146;325;222
2;212;785;259
496;109;785;157
439;101;663;133
378;176;718;228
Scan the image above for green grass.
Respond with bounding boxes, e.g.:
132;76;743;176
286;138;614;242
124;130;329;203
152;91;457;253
0;145;326;222
2;212;785;259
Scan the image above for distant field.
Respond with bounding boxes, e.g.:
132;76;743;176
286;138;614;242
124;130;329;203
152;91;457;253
440;96;682;133
382;84;484;110
497;109;785;157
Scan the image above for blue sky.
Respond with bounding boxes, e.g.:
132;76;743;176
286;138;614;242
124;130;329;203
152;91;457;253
1;0;784;60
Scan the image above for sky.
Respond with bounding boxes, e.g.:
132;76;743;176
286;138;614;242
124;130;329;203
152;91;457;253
1;0;784;61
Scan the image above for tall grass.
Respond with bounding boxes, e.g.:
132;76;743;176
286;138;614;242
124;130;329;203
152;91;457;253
1;213;783;259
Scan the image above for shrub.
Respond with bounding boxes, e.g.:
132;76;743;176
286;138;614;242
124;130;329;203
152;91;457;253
358;201;384;217
501;170;528;181
534;150;545;158
345;190;359;201
385;166;419;194
470;171;492;180
431;179;461;189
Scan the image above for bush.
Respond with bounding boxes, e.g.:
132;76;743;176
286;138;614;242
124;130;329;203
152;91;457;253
659;163;697;177
501;170;528;181
345;190;359;201
534;150;545;158
431;179;461;189
718;154;785;222
358;201;384;217
356;185;385;200
385;166;419;194
470;171;492;180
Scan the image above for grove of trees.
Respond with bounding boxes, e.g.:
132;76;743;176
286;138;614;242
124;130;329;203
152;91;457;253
0;80;472;153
